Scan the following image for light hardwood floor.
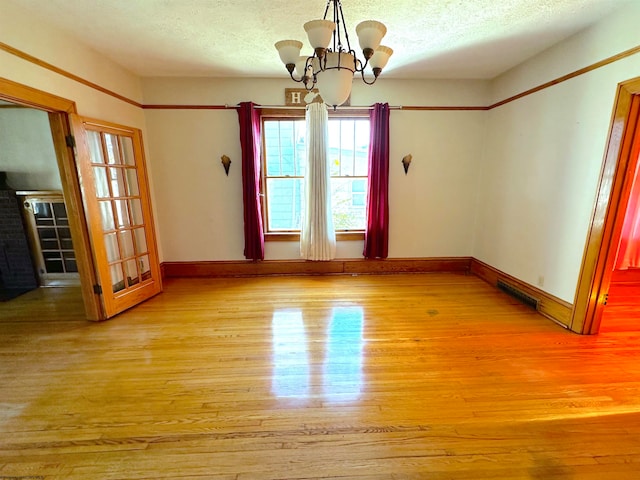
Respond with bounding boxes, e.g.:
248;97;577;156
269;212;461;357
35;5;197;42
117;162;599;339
1;273;640;479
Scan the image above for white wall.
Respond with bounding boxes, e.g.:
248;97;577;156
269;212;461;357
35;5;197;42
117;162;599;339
388;110;485;258
475;3;640;303
0;1;143;122
6;0;638;295
142;77;488;261
0;108;62;190
0;1;160;254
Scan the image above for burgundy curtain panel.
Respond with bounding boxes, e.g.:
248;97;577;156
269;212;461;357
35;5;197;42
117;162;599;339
238;102;264;260
363;103;390;259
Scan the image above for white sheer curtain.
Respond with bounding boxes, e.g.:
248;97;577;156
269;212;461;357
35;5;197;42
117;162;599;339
300;102;336;261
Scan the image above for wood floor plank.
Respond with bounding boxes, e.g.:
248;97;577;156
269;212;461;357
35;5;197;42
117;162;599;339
1;273;640;478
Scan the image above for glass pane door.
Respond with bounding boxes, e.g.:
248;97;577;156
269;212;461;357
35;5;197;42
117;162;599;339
72;115;161;318
86;131;152;294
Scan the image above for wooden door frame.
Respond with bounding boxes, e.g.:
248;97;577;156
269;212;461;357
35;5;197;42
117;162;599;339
572;77;640;334
0;77;104;320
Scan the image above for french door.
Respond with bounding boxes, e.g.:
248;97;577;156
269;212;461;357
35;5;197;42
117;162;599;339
71;115;161;318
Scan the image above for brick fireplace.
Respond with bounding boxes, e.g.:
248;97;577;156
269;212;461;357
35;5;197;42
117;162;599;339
0;172;37;300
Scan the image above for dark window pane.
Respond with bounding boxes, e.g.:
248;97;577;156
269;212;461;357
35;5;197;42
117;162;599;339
43;252;64;273
52;202;67;219
63;252;78;272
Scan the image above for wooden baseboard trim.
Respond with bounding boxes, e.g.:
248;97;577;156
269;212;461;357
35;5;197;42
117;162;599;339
470;258;573;328
161;257;573;328
162;257;472;278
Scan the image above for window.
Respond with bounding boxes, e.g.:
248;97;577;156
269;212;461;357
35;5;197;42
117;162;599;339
262;115;370;234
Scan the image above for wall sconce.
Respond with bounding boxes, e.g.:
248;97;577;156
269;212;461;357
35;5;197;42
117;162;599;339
401;154;412;175
221;155;231;176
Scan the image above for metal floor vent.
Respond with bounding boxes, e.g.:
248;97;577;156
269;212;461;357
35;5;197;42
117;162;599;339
497;280;539;310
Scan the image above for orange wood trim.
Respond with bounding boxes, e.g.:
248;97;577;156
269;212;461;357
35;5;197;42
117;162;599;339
572;78;640;334
162;257;472;278
160;262;167;280
141;45;640;112
48;113;103;321
260;108;372;116
0;42;142;108
142;105;490;112
265;232;365;242
264;233;299;242
142;104;232;110
344;257;471;275
80;116;139;134
470;258;573;328
0;77;77;113
489;45;640;110
401;106;489;111
2;38;639;112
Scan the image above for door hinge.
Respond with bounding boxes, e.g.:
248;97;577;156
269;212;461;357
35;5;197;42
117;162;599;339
65;134;76;148
603;292;609;305
93;284;103;295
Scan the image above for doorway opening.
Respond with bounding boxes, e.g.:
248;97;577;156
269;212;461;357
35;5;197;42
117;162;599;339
599;100;640;333
0;78;162;321
572;77;640;334
0;102;80;297
0;79;102;319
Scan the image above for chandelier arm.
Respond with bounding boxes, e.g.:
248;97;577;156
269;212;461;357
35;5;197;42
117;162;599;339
360;70;377;85
319;52;328;72
336;0;353;53
333;1;341;52
359;68;382;85
307;74;318;91
322;0;331;20
349;48;367;73
288;63;314;89
288;71;306;84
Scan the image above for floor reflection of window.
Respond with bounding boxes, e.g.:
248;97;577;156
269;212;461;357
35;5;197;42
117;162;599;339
271;310;310;398
323;306;364;401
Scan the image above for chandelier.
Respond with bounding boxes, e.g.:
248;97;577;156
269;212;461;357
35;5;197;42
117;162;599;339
275;0;393;108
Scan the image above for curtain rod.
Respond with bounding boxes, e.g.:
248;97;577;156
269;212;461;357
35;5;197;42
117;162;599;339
249;104;404;110
142;104;483;111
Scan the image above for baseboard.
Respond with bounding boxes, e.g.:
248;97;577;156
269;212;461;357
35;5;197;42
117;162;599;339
162;257;472;278
470;258;573;328
161;256;573;328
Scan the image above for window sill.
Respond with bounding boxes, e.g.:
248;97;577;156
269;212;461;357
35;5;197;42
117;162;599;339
265;232;365;242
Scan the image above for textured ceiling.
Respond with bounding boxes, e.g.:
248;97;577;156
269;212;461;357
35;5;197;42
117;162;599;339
8;0;631;79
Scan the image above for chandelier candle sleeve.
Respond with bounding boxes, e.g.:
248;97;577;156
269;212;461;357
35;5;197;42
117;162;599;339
275;40;303;72
355;21;387;58
275;0;392;108
304;19;336;55
370;46;393;73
